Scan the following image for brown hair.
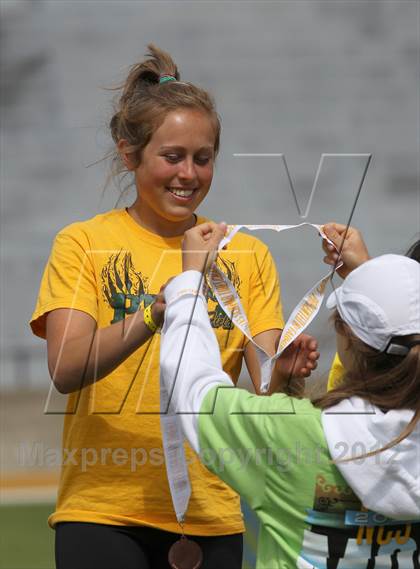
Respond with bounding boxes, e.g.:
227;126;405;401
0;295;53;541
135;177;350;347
313;311;420;458
109;44;221;181
405;238;420;262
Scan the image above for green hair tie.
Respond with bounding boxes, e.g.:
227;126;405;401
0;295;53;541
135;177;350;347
159;75;177;84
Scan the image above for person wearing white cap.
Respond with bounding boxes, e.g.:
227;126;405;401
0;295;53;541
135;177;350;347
160;222;420;568
322;222;420;390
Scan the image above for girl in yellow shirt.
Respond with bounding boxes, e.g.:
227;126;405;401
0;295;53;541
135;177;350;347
31;45;319;569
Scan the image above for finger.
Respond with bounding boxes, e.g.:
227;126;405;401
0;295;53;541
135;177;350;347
213;222;227;239
207;223;228;249
309;351;320;361
321;236;336;251
323;227;343;248
300;337;317;351
322;240;332;255
323;225;350;252
323;254;338;265
323;222;347;235
299;368;310;378
194;221;218;237
196;221;226;240
306;353;319;365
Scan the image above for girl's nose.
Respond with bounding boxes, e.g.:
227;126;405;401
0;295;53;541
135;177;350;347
178;158;197;182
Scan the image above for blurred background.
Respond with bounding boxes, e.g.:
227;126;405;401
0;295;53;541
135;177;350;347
1;1;419;567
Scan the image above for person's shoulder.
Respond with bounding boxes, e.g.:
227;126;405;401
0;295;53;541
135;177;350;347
56;209;123;241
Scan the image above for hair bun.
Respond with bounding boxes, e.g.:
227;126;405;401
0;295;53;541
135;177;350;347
120;44;180;103
137;69;160;86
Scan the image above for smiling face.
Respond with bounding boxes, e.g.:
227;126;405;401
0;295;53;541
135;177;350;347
122;108;216;235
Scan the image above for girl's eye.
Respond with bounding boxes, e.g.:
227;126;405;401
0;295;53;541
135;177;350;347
164;154;181;163
163;153;212;165
195;156;212;166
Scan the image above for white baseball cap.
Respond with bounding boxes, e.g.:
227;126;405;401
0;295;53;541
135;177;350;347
326;254;420;355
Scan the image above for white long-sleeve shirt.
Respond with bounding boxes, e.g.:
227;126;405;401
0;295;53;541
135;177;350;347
160;271;234;453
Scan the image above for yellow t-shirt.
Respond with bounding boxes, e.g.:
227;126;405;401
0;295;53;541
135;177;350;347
327;353;345;390
30;209;284;535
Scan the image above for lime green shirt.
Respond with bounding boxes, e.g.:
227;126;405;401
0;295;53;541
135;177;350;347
198;388;419;568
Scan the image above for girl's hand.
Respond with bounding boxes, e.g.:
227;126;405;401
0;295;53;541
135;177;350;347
322;222;370;279
151;281;171;327
275;333;319;380
182;222;227;273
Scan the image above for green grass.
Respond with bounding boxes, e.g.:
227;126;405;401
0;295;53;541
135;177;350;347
0;503;55;569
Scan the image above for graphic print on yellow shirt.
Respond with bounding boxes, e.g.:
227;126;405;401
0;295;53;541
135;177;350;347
101;249;240;331
30;209;283;534
102;251;155;324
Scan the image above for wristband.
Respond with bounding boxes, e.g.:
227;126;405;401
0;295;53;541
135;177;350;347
143;303;158;334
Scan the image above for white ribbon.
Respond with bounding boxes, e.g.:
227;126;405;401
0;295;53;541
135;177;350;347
210;223;341;393
160;381;191;524
160;222;340;525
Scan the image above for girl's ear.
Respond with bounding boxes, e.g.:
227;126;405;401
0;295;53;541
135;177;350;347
117;139;136;171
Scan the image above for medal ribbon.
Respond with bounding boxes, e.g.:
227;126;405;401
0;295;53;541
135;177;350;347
209;223;341;393
160;380;191;524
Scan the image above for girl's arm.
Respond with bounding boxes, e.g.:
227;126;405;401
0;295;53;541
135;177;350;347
160;269;234;453
46;292;165;394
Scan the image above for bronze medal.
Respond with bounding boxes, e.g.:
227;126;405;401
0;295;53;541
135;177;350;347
168;535;203;569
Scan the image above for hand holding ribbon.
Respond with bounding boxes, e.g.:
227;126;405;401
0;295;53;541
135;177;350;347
322;222;370;279
276;332;320;381
182;222;228;273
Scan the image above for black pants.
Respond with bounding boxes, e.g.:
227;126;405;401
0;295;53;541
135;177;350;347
55;522;243;569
